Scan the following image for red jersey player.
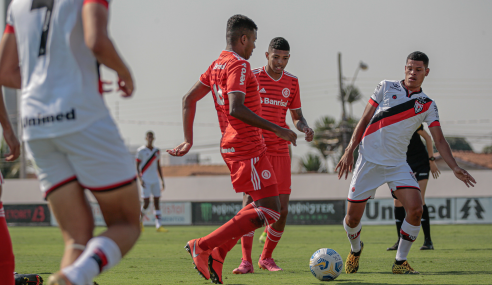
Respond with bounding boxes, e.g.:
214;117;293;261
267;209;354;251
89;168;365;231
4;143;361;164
232;37;314;274
0;1;141;284
168;15;297;284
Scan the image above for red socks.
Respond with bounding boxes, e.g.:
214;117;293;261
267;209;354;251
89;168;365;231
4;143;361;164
0;202;15;285
241;231;254;263
261;226;283;259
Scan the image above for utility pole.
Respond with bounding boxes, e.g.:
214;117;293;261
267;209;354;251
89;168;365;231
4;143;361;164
338;52;350;151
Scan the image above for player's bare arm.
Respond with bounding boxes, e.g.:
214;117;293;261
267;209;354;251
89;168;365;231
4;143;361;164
82;2;133;97
418;128;440;179
290;108;314;142
229;92;297;146
135;160;145;188
0;32;21;89
428;126;476;187
0;88;19;161
336;102;377;179
157;159;165;191
167;81;210;156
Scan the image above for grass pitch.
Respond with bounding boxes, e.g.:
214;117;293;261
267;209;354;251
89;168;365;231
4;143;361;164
10;224;492;284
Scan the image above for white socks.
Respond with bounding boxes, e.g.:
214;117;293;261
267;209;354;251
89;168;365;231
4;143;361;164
343;217;362;252
62;236;122;285
155;210;162;228
396;220;420;261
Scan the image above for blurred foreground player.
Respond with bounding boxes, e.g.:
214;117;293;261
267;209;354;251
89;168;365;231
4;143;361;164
336;51;476;274
233;37;314;274
136;131;167;232
168;15;297;284
0;88;20;285
0;1;141;284
387;124;440;251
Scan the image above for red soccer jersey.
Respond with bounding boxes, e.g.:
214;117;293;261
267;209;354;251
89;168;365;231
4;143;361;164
253;67;301;156
200;51;266;162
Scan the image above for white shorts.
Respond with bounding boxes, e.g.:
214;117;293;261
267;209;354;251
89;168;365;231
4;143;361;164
141;181;161;199
348;155;420;203
26;115;136;199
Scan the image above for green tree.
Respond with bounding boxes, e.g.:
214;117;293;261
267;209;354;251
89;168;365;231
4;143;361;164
338;84;363;118
444;137;473;152
300;153;323;172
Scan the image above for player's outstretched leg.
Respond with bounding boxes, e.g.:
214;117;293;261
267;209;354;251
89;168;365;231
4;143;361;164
343;217;363;274
232;231;255;274
49;182;141;285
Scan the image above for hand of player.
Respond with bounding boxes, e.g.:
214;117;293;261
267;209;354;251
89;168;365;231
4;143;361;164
3;128;20;161
117;69;134;98
452;166;476;188
335;151;354;180
275;127;297;146
167;142;192;156
140;179;145;188
303;127;314;142
430;161;440;179
161;181;165;192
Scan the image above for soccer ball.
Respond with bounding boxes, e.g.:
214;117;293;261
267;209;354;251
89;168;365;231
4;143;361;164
309;248;343;281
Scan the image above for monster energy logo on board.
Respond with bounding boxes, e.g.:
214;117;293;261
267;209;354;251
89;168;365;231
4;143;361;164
201;203;212;222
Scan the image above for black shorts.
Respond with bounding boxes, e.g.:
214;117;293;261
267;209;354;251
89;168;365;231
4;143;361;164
409;162;430;181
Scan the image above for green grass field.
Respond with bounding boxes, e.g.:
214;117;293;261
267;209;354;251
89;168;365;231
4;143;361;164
10;224;492;284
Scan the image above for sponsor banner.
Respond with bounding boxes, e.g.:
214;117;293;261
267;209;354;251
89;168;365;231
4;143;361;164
193;202;243;225
287;200;345;225
4;204;51;226
455;198;491;224
192;200;345;225
357;198;491;225
51;202;192;226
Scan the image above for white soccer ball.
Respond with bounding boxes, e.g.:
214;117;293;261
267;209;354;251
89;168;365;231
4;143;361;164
309;248;343;281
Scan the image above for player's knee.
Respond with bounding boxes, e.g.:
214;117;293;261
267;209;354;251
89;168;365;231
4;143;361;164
407;205;423;220
345;215;361;228
279;206;289;219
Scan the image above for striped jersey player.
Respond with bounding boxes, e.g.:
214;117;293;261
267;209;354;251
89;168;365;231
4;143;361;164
336;51;476;275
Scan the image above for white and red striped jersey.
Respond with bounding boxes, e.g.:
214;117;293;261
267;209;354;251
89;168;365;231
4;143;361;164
136;146;161;183
5;0;111;141
360;80;440;166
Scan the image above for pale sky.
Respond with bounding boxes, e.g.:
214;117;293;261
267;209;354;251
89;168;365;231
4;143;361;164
12;0;492;165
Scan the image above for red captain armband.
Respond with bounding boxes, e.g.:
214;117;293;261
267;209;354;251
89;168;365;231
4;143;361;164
83;0;109;9
368;98;379;107
4;24;14;34
429;121;441;128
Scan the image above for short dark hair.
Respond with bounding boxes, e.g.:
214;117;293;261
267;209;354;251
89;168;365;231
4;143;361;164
269;37;290;51
226;14;257;45
407;51;429;68
146;131;154;137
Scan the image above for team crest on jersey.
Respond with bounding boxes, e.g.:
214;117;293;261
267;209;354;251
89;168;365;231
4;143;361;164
414;98;425;114
282;88;290;98
262;170;271;180
392;95;397;99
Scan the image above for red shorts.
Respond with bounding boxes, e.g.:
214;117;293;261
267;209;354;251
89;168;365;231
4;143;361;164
225;152;278;199
267;155;291;195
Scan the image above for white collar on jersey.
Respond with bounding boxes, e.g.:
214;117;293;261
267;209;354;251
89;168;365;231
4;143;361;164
223;50;245;61
263;66;283;82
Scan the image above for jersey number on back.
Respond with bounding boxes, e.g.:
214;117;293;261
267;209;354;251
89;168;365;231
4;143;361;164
31;0;54;56
213;84;225;105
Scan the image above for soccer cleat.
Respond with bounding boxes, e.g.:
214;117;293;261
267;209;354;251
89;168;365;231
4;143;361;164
420;239;434;250
387;240;399;251
345;241;364;274
392;260;419;274
156;226;168;233
185;239;211;280
47;272;73;285
209;248;224;284
258;255;283;271
232;258;254;274
259;231;267;244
